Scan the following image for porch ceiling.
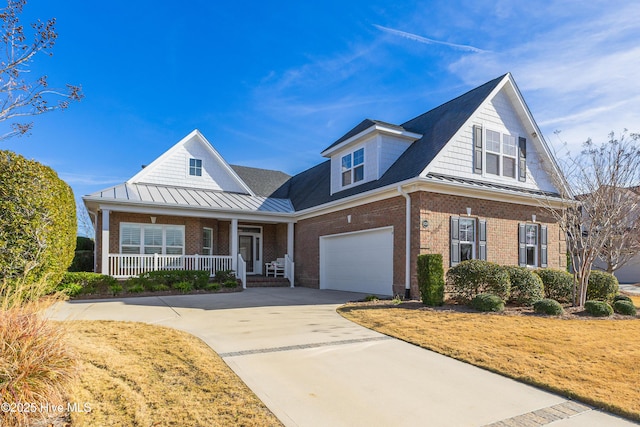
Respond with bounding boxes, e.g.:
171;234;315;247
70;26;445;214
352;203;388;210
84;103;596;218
84;182;294;213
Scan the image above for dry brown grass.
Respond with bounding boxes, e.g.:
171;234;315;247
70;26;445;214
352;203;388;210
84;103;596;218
64;321;282;427
338;302;640;422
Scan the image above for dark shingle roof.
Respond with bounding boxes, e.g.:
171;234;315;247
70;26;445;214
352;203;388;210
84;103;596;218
286;74;507;210
230;165;291;198
322;119;409;153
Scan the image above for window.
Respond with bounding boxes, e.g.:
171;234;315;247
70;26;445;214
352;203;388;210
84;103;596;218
189;158;202;176
341;148;365;187
486;130;501;175
503;134;517;178
450;217;487;266
202;228;213;255
519;223;548;268
119;223;185;255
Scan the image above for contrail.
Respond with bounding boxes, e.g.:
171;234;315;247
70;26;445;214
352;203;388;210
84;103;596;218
374;24;488;53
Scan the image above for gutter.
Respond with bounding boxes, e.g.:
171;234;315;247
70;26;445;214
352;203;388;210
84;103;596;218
397;185;412;299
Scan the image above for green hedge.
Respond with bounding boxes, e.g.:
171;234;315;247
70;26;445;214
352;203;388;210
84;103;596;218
587;270;619;302
584;300;613;317
446;260;510;303
504;266;544;306
417;254;444;306
137;270;210;290
533;298;564;315
613;300;637;316
535;269;574;303
470;293;504;312
56;272;117;297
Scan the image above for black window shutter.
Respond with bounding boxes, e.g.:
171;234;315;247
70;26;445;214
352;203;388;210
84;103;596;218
450;216;460;266
518;223;526;267
478;219;487;261
540;225;548;267
473;125;483;174
518;137;527;182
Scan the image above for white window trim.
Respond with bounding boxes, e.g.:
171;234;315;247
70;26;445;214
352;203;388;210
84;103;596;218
484;129;519;180
525;223;538;267
459;218;476;261
189;158;203;177
119;223;185;255
202;227;213;256
340;147;365;189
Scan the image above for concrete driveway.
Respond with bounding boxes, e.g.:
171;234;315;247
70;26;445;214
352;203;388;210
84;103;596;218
50;288;637;427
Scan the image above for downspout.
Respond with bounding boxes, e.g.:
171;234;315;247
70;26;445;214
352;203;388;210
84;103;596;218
397;186;411;299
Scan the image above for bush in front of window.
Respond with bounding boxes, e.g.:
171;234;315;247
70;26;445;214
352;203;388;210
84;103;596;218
586;270;619;302
504;266;544;306
584;300;613;317
613;300;637;316
533;298;564;315
446;260;510;303
534;269;573;303
470;293;504;312
417;254;444;306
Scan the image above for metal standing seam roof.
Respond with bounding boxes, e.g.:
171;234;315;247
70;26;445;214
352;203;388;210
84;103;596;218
85;182;295;214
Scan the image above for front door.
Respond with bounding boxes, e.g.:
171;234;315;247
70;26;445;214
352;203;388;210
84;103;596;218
238;227;262;274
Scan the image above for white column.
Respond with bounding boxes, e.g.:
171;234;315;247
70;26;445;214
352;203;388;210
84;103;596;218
101;209;110;275
231;218;238;271
287;222;294;259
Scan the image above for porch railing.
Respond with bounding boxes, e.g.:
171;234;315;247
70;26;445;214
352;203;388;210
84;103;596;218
237;253;247;289
108;254;233;278
284;253;295;287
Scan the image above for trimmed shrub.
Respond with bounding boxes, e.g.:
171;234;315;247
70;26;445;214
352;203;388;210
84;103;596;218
614;294;632;303
470;293;504;312
613;300;637;316
535;269;574;303
56;272;117;297
504;266;544;306
223;279;238;289
0;151;76;288
68;237;95;272
127;283;145;293
141;270;210;289
213;269;236;284
587;270;619;302
584;300;613;317
174;281;193;293
533;299;564;315
447;260;510;303
206;282;221;291
417;254;444;306
109;283;123;296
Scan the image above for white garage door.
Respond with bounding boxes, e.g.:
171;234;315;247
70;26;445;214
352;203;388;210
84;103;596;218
319;227;393;296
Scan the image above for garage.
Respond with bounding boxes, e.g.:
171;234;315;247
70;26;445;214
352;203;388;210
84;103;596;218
319;227;394;296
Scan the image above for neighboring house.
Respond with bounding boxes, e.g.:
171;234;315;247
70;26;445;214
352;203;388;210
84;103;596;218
84;73;568;298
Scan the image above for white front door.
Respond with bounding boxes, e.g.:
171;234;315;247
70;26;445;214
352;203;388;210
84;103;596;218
238;227;262;275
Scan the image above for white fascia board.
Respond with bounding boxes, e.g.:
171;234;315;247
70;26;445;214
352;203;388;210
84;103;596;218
91;199;296;223
126;129;256;197
321;125;422;158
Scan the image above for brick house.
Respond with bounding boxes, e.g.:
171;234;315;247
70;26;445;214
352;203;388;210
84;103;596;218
84;73;568;298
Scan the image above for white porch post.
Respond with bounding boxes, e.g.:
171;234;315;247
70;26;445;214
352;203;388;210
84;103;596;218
101;209;110;275
231;218;238;272
287;222;294;260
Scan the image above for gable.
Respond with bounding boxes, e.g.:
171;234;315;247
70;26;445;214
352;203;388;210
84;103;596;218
422;77;562;195
128;130;252;194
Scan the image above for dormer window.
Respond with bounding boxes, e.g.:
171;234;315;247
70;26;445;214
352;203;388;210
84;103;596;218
341;148;364;187
189;158;202;176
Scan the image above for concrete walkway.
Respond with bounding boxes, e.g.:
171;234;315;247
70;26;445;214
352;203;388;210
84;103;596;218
50;288;638;427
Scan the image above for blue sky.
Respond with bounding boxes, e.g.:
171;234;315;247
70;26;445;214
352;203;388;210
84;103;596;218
5;0;640;211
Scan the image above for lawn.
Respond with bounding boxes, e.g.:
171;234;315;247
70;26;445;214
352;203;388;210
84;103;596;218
338;300;640;422
63;321;282;427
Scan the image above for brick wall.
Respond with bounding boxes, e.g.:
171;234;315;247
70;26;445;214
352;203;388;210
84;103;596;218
294;191;566;299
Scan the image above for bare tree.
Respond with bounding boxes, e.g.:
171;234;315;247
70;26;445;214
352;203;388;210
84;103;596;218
0;0;82;140
76;200;94;238
543;131;640;306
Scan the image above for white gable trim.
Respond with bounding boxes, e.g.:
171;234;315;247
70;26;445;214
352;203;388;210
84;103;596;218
420;74;570;196
127;129;255;196
321;124;421;158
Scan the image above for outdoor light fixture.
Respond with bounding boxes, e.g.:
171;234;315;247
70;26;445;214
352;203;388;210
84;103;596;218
466;207;472;216
347;215;352;224
531;214;536;223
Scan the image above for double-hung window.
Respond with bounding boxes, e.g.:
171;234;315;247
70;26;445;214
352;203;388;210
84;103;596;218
189;158;202;176
485;130;501;175
450;216;487;266
502;134;517;178
473;125;524;180
518;223;548;268
120;223;185;256
202;227;213;256
341;148;364;187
